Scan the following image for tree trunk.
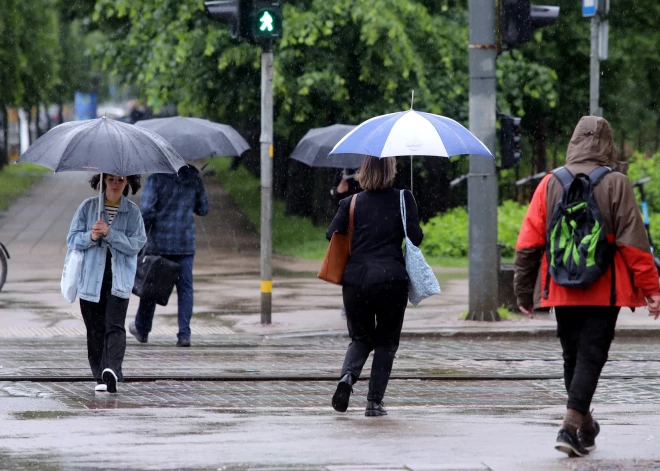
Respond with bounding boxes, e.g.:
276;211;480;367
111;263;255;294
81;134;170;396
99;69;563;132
57;104;64;125
0;107;8;168
34;105;42;138
26;110;32;146
44;103;52;133
533;117;548;173
620;129;626;160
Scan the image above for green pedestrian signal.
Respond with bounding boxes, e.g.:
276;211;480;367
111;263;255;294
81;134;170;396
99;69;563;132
259;11;274;32
252;4;282;40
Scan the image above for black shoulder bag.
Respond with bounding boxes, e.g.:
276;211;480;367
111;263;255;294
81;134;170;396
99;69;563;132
132;235;181;306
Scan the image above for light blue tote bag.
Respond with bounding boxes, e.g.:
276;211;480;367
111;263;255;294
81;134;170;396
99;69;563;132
400;190;441;306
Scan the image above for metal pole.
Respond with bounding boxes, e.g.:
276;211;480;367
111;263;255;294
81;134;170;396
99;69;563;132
466;0;500;321
260;47;274;324
589;16;601;116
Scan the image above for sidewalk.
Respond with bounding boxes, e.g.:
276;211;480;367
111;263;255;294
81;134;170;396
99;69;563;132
0;172;659;341
1;175;660;470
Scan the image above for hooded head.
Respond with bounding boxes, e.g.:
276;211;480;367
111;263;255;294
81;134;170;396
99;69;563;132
175;163;201;185
565;116;626;173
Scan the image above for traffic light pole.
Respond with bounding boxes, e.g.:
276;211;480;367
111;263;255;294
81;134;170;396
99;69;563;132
260;46;274;324
589;16;602;116
466;0;500;322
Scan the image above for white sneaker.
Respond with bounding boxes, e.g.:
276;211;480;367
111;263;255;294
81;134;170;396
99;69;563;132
95;384;108;393
101;368;118;393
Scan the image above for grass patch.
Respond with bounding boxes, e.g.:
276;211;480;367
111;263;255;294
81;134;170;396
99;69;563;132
207;158;330;259
0;163;50;211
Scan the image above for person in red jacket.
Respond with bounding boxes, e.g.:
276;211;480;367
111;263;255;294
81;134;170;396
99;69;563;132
514;116;660;457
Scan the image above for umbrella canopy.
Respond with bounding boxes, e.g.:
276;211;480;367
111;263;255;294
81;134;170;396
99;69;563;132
330;110;492;158
290;124;365;168
18;117;186;176
136;117;250;160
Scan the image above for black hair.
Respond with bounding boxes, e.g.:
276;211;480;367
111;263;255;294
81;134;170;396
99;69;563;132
89;174;142;196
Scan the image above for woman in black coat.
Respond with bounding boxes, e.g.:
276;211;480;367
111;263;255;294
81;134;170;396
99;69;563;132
326;156;423;416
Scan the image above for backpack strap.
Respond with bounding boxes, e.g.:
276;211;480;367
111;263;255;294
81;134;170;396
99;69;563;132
588;166;612;187
551;167;575;192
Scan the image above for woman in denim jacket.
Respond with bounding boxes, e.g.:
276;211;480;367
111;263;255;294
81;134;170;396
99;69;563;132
67;174;146;393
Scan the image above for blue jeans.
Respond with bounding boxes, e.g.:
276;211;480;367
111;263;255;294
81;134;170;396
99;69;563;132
134;254;195;340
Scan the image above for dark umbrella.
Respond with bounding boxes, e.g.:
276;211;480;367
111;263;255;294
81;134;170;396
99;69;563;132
18;117;185;219
290;124;365;168
136;117;250;160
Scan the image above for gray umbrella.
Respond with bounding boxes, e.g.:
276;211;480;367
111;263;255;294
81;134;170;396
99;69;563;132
290;124;365;168
136;117;250;160
18;117;185;218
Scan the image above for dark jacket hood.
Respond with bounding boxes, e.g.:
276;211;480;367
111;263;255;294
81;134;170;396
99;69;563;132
167;164;200;185
565;116;627;173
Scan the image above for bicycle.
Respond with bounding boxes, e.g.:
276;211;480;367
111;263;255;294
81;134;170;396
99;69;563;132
0;242;8;292
631;177;660;272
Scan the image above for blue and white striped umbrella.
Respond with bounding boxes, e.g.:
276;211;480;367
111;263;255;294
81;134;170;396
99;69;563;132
329;110;492;158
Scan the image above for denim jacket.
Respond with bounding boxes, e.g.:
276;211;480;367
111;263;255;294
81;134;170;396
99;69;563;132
66;195;147;302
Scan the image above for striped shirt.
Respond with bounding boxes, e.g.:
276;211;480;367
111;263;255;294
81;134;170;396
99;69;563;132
105;200;120;225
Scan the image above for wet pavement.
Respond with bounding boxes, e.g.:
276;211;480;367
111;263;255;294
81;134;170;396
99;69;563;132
2;174;660;469
0;337;658;469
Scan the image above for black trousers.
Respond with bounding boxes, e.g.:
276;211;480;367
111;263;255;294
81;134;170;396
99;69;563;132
555;306;620;414
341;281;408;403
79;252;130;383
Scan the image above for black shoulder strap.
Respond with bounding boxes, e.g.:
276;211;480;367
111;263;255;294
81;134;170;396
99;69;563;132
552;167;574;192
588;166;612;187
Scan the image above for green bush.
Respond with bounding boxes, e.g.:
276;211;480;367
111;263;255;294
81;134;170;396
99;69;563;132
421;200;529;259
627;152;660;213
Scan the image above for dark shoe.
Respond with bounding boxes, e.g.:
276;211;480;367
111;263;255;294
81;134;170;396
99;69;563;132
578;419;600;451
365;400;388;417
176;338;191;347
555;428;589;457
129;322;148;344
101;368;118;394
332;373;354;412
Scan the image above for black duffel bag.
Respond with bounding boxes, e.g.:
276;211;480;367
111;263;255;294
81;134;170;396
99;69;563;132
132;245;180;306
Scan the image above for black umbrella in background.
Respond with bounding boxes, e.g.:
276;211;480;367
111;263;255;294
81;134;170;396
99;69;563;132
18;117;185;219
136;117;250;160
290;124;365;168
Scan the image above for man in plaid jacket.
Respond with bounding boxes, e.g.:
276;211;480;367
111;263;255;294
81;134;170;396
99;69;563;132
129;164;210;347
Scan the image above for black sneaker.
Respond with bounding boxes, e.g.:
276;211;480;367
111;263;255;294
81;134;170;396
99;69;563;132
176;338;191;347
555;428;589;457
365;400;388;417
129;322;148;344
332;375;354;413
101;368;118;394
578;419;600;451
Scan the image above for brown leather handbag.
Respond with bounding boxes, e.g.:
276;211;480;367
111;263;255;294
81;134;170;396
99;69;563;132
317;194;357;284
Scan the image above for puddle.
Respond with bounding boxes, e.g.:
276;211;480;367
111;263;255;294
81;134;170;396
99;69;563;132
12;411;79;420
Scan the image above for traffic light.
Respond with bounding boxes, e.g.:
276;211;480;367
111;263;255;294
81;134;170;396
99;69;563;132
252;1;282;40
500;115;522;169
204;0;248;39
500;0;560;48
204;0;282;43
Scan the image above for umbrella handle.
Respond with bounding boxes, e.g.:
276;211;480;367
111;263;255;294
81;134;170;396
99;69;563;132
98;172;103;221
410;156;413;194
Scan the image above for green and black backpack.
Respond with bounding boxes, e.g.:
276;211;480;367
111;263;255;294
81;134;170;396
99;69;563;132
544;166;616;301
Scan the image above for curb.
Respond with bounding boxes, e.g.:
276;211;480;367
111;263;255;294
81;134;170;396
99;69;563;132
263;327;660;340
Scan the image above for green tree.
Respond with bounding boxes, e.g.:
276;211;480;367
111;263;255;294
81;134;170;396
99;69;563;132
0;0;22;166
16;0;62;136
